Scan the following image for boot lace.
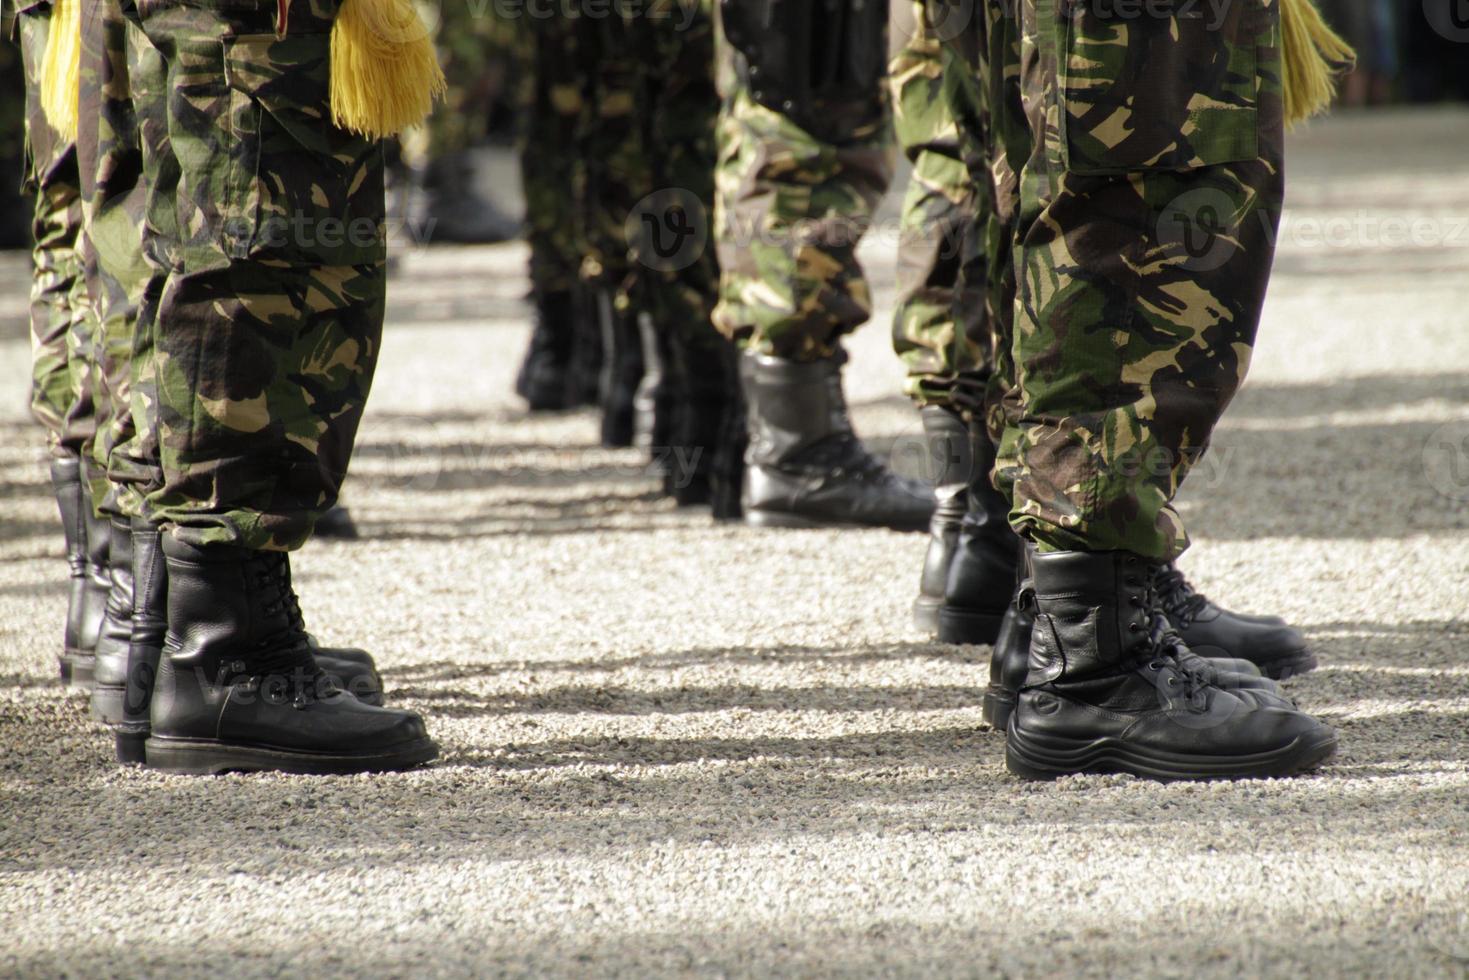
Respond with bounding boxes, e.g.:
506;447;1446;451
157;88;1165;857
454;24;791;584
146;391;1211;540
1122;558;1211;707
1151;563;1211;628
236;554;336;706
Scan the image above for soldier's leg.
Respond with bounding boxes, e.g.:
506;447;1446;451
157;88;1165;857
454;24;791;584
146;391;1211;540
995;0;1334;780
891;0;1020;634
631;0;742;512
18;0;108;688
713;0;932;532
578;12;650;450
516;8;596;412
124;0;434;775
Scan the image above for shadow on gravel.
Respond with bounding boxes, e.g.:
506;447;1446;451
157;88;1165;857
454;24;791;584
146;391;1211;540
383;643;982;681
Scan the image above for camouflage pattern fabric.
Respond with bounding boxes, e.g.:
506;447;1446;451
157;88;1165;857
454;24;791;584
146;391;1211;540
77;0;153;519
127;0;387;551
18;0;97;461
889;0;992;414
711;0;896;361
628;0;726;356
577;11;643;310
980;0;1285;559
520;8;586;298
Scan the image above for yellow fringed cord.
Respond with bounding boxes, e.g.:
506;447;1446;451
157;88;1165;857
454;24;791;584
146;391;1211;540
1280;0;1356;128
330;0;446;140
40;0;82;142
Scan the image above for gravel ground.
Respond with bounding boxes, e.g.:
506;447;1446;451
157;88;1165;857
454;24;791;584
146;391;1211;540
2;109;1468;978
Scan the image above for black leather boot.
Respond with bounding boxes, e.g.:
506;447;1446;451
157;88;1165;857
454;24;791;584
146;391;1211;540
90;518;135;724
665;331;742;509
913;407;971;632
114;519;164;764
1153;563;1318;680
635;315;681;490
145;538;436;775
63;465;114;692
568;286;604;408
934;425;1018;644
417;152;520;245
50;455;99;686
598;292;644;448
101;527;383;735
740;350;935;531
708;344;748;522
515;289;580;412
1005;551;1336;781
983;562;1279;734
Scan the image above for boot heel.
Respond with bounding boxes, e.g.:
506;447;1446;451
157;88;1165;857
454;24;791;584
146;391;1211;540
936;607;1004;646
981;685;1017;732
115;730;148;765
912;596;943;634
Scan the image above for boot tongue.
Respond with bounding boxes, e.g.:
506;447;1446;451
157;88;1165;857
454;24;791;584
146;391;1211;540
1153;564;1212;626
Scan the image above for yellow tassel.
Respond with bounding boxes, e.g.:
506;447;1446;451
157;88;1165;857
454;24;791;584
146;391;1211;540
1279;0;1356;128
40;0;81;142
329;0;447;140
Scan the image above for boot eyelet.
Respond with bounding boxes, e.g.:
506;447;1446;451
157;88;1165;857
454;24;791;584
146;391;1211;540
230;660;247;674
1149;660;1165;671
1166;676;1178;687
1129;623;1142;633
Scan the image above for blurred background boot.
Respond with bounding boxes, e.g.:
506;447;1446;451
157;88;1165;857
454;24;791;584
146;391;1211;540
597;292;644;448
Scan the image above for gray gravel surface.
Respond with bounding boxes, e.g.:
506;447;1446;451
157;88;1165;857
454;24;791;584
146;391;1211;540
2;109;1468;978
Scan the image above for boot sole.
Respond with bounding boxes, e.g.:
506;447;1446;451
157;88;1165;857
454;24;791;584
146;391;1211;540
1005;725;1339;782
982;685;1017;732
744;510;929;533
142;736;440;776
936;607;1005;646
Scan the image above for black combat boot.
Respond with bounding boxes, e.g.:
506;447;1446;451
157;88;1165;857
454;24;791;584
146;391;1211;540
598;292;645;448
50;455;101;686
515;289;580;412
664;331;742;509
913;406;971;632
145;538;436;775
740;350;935;531
1005;551;1336;781
114;519;165;764
62;465;114;692
934;425;1018;644
100;524;383;732
708;344;749;521
90;518;135;724
1152;563;1317;680
568;286;605;408
635;316;682;491
417;152;520;245
981;573;1277;733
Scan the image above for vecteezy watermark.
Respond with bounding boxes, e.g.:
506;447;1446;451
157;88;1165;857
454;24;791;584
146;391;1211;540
456;0;702;30
1422;420;1469;503
1425;0;1469;42
1156;188;1244;273
626;188;709;272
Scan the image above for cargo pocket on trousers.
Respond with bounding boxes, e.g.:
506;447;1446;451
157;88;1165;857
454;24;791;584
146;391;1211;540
221;32;385;267
1055;0;1266;174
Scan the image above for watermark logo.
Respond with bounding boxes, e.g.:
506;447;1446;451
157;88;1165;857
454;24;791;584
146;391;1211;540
1423;420;1469;503
1157;188;1241;273
1425;0;1469;42
627;188;709;272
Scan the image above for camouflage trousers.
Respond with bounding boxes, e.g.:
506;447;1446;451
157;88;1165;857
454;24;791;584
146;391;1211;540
520;9;586;298
78;0;153;519
126;0;387;551
711;0;896;361
889;0;995;414
19;1;96;461
941;0;1285;559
